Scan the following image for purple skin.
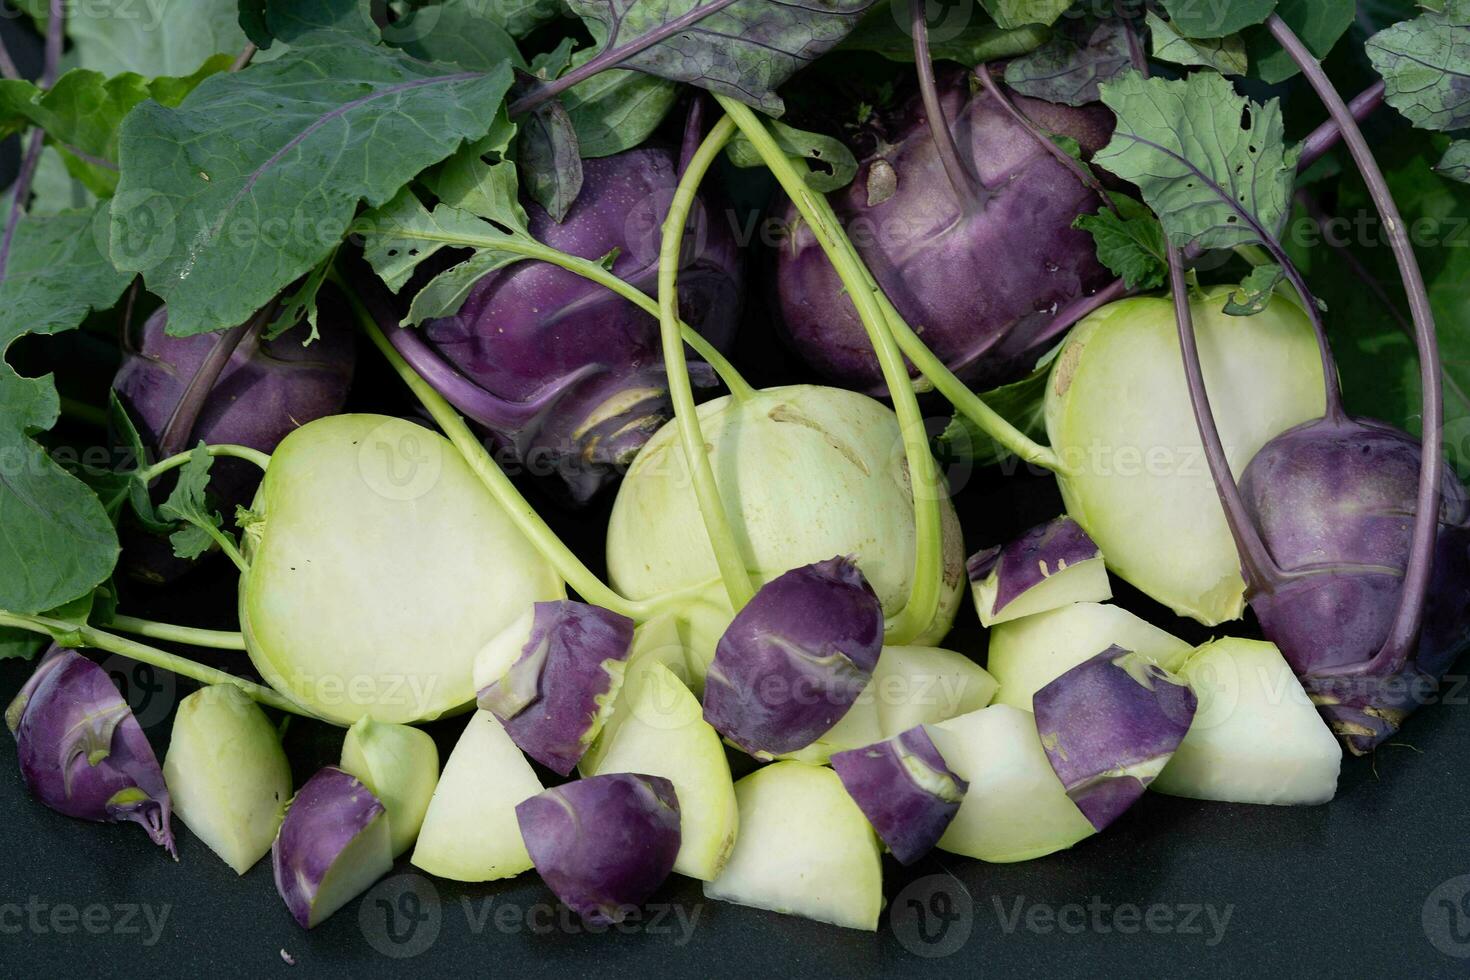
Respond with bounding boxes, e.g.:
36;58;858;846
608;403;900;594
113;302;356;583
6;647;174;854
271;767;386;929
830;726;967;866
1033;645;1196;832
478;601;636;775
409;145;744;504
1239;417;1470;753
968;515;1102;616
516;773;681;926
775;69;1115;394
702;556;885;758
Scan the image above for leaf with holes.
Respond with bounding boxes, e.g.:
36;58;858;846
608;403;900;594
1004;18;1133;107
726;119;858;193
1367;0;1470;132
1223;263;1285;316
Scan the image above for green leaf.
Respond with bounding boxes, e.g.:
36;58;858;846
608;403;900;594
109;32;514;336
1004;18;1132;107
1367;0;1470;132
431;0;568;38
1438;140;1470;182
982;0;1073;30
564;0;879;115
241;0;378;47
1244;0;1354;84
937;358;1056;467
156;444;233;561
425;112;527;227
560;44;680;159
1094;71;1299;253
1073;192;1168;291
1159;0;1277;39
30;147;97;216
69;0;249;76
393;3;527;71
726;120;859;193
1222;262;1284;316
266;249;337;343
1148;11;1248;75
0;205;129;614
516;93;584;223
839;2;1048;64
0;628;46;661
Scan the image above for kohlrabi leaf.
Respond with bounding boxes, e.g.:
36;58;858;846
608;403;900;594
393;3;527;71
425;113;527;227
0;205;129;615
109;31;514;336
1147;11;1248;75
1159;0;1277;39
485;0;572;37
30;147;96;215
981;0;1073;30
726;119;858;192
563;0;879;115
1223;263;1285;316
560;38;679;159
1438;140;1470;182
516;92;584;223
0;628;46;662
1004;18;1132;107
241;0;379;47
1073;193;1168;291
1094;71;1299;253
938;357;1056;467
67;0;248;76
1367;0;1470;132
1244;0;1355;84
157;445;234;561
267;249;337;343
839;4;1048;64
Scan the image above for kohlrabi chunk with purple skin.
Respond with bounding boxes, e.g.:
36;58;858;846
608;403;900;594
969;516;1112;627
516;773;681;926
7;647;174;854
1152;639;1341;806
339;717;439;858
1237;417;1470;754
987;602;1193;711
776;71;1115;393
702;556;884;758
830;726;967;866
272;767;392;929
163;685;291;874
410;146;743;504
411;711;542;882
703;761;883;931
477;600;635;775
1032;646;1196;831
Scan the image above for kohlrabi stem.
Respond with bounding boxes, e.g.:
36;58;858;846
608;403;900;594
229;43;258;72
1297;80;1386;174
910;0;980;210
0;611;313;718
1166;244;1280;593
975;64;1109;203
0;33;18;81
157;300;276;459
343;278;649;621
135;444;272;483
1269;15;1444;677
717;96;945;643
657;115;756;611
1021;277;1130;356
107;616;247;651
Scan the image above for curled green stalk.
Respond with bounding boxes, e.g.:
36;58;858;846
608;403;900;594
656;115;757;610
714;96;944;644
136;443;271;482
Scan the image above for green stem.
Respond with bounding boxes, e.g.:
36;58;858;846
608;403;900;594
716;96;943;644
136;443;271;483
341;281;649;621
106;615;247;651
58;397;108;429
0;611;313;719
658;116;756;611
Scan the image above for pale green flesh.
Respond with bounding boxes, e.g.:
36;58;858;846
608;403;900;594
162;685;291;875
240;415;564;725
1045;290;1327;626
340;718;440;858
975;556;1113;627
704;762;883;931
307;811;394;928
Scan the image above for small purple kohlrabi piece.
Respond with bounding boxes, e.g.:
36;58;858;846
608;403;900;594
968;515;1106;624
1033;645;1197;831
830;726;967;865
478;601;636;775
7;647;174;854
272;767;391;929
1239;416;1470;754
516;772;681;925
702;556;884;758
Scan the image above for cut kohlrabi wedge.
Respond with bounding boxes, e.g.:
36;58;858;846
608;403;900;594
163;684;291;874
411;711;543;881
272;767;393;929
340;717;439;858
872;645;998;736
1152;638;1341;805
968;516;1111;627
704;761;882;931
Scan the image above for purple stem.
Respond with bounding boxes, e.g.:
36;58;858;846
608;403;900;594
1268;15;1443;677
156;300;276;459
508;0;742;117
1027;276;1131;351
0;1;63;284
911;0;980;210
1166;244;1279;593
230;43;257;73
1296;81;1385;174
975;64;1109;202
0;33;19;81
42;0;61;87
677;92;707;177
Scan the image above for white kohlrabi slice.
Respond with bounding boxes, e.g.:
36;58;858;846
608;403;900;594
240;415;564;725
704;761;882;931
1152;638;1341;805
577;611;692;773
608;385;966;674
928;704;1095;863
987;602;1193;711
411;711;542;881
579;663;738;880
340;717;440;858
1045;289;1326;626
163;685;291;875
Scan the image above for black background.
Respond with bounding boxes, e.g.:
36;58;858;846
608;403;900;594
4;9;1470;979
